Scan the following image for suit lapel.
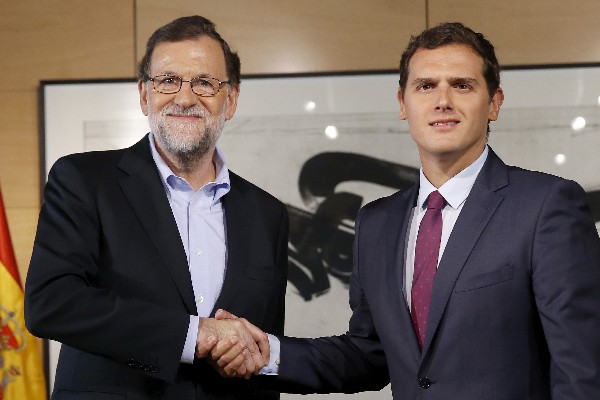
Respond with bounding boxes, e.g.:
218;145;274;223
422;150;509;353
385;184;418;309
212;174;249;315
384;184;423;358
117;137;197;314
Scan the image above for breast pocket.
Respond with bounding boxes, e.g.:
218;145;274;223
454;264;514;293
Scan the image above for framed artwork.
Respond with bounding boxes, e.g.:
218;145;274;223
40;66;600;399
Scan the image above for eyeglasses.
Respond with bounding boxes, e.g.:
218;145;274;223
148;75;230;97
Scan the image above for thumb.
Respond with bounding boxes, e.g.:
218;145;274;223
215;309;238;320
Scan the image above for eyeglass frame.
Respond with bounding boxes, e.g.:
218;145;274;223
147;74;231;97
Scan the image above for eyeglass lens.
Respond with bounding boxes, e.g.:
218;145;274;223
153;76;222;95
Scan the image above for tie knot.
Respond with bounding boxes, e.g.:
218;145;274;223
427;190;446;210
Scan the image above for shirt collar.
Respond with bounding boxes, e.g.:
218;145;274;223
148;133;231;203
417;146;489;210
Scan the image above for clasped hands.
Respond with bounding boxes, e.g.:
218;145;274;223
195;309;268;379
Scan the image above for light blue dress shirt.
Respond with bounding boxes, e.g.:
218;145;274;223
148;134;230;363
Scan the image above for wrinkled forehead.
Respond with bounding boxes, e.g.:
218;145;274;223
149;37;227;77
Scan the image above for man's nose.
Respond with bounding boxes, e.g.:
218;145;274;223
173;81;199;107
435;87;453;111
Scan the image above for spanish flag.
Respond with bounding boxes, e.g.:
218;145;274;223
0;185;46;400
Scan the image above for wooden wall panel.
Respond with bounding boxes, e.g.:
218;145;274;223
0;0;136;91
0;90;41;275
135;0;427;74
0;93;39;209
428;0;600;66
0;0;135;274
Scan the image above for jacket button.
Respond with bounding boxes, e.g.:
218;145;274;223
418;377;432;389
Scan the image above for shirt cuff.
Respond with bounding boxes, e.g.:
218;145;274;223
181;315;200;364
260;334;280;375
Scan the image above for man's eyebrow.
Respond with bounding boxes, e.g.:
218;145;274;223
153;71;213;79
410;77;437;86
448;77;479;86
152;70;179;77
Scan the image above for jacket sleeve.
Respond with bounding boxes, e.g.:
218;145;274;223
24;156;190;382
272;208;389;394
532;179;600;398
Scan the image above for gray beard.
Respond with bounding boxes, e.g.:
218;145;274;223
149;104;226;171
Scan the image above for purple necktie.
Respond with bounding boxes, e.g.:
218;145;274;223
411;190;446;349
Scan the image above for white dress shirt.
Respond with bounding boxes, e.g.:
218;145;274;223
404;146;488;306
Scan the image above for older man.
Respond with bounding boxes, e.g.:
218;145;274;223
25;16;288;400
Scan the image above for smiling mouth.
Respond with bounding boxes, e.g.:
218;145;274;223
430;121;458;126
167;114;203;121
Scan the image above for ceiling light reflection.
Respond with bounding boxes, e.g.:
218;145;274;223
304;101;316;112
571;116;586;131
554;153;567;165
325;125;338;139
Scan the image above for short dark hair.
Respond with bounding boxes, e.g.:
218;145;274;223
399;22;500;99
137;15;241;86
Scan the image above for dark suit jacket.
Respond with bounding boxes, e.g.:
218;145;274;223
275;149;600;399
25;135;288;400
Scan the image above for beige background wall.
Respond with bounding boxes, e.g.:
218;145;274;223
1;0;599;327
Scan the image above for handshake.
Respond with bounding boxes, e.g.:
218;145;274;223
195;309;270;379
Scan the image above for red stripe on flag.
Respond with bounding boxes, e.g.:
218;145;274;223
0;184;22;288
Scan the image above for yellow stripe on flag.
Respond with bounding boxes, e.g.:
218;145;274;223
0;185;47;400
